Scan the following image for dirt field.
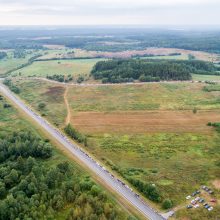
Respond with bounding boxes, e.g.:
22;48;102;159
71;110;220;134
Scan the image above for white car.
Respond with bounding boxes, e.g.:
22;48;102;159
208;207;213;211
194;204;200;208
186;195;191;200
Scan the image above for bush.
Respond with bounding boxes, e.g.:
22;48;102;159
77;76;85;84
162;199;173;209
193;107;197;114
38;102;46;110
64;124;87;145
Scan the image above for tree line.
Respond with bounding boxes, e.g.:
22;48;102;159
46;74;73;83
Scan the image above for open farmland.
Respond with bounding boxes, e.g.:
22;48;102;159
11;79;220;216
0;50;41;76
10;58;105;78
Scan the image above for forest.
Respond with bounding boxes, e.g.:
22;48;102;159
0;131;129;220
1;28;220;53
91;59;219;83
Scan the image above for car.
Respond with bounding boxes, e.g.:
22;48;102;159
192;192;197;196
199;198;205;203
205;204;211;209
208;190;214;194
210;199;216;203
194;204;200;208
196;190;201;194
191;200;196;205
208;207;213;211
187;205;193;209
186;195;191;200
203;203;208;207
195;197;200;201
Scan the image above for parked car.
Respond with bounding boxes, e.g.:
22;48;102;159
194;204;200;208
205;204;211;209
191;200;196;205
192;192;197;196
187;205;193;209
208;207;213;211
199;198;205;203
208;190;214;194
186;195;191;200
210;199;216;203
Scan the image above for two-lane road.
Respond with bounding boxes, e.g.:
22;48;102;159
0;83;166;220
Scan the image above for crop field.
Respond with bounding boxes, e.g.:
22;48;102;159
10;58;105;78
12;78;220;217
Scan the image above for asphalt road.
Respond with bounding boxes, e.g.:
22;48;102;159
0;83;166;220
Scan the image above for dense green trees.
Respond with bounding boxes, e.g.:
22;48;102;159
0;131;128;220
91;59;219;83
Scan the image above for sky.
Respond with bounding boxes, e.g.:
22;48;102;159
0;0;219;26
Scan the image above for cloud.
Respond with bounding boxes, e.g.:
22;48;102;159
0;0;219;25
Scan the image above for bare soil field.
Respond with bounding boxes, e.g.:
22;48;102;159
71;110;220;134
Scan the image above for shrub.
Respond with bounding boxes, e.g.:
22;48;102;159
162;199;173;209
38;102;46;110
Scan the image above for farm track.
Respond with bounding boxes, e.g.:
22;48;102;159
16;76;220;87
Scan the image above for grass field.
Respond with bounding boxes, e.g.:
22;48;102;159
10;58;105;78
0;50;41;76
12;79;220;218
13;79;67;127
0;87;131;220
67;83;220;111
192;74;220;81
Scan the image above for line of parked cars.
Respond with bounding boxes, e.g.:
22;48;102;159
185;186;215;212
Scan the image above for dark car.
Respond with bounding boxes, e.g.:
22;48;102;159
192;192;197;196
187;205;193;209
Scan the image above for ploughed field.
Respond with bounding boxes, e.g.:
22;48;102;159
13;79;220;218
